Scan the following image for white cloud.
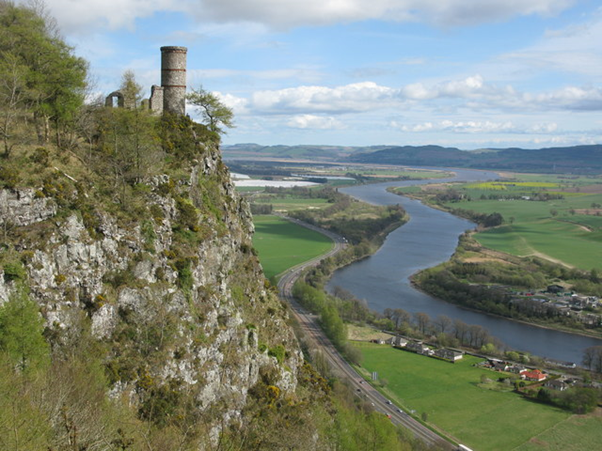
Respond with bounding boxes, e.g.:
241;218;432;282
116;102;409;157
214;92;249;115
287;114;345;130
392;120;560;134
250;81;397;113
242;75;602;115
196;0;575;29
27;0;186;34
33;0;575;34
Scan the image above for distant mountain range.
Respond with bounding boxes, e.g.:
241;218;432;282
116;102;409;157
222;143;602;174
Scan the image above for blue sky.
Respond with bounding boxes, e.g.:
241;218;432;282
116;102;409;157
28;0;602;149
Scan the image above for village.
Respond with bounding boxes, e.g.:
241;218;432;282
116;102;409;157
369;333;600;398
510;284;602;328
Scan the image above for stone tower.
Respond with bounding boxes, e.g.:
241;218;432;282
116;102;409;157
160;46;187;115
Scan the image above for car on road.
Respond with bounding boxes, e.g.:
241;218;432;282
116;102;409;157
386;400;392;405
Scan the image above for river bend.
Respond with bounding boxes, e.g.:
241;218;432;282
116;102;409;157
326;169;602;364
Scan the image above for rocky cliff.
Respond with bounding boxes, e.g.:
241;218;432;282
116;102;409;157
0;133;303;442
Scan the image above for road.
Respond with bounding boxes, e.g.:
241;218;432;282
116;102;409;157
276;215;456;450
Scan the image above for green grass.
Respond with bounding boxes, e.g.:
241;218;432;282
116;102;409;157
252;215;334;279
355;342;571;451
514;414;602;451
453;197;602;270
425;172;602;270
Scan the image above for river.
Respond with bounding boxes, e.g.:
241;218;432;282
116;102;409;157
326;168;602;364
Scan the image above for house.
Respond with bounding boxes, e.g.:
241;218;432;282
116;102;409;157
507;365;526;374
390;336;408;348
406;341;431;355
544;379;568;391
492;361;510;372
546;284;564;294
520;369;546;382
434;348;463;361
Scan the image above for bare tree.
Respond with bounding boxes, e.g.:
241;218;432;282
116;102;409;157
433;314;452;334
414;312;431;335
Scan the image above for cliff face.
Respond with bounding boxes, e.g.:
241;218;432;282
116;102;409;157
0;141;302;438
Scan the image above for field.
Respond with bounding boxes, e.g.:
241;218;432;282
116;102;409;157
252;215;333;279
514;414;602;451
397;173;602;270
354;342;577;451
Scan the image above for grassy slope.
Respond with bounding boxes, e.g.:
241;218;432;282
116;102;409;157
355;342;573;451
252;215;333;279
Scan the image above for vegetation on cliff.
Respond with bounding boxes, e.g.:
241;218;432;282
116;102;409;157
0;3;425;450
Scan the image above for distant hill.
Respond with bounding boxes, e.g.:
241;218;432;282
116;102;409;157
349;144;602;174
222;143;387;161
224;143;602;173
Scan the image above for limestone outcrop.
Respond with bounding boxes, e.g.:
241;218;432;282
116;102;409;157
0;142;301;436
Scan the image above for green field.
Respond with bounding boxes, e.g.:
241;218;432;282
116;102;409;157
514;414;602;451
252;215;333;279
399;173;602;270
355;342;575;451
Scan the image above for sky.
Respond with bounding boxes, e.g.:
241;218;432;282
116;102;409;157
23;0;602;149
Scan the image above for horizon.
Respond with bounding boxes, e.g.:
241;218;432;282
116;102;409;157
25;0;602;149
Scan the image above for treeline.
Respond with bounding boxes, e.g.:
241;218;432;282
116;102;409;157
447;209;504;228
532;386;599;414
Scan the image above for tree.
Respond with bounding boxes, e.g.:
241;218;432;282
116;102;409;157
0;1;88;149
583;346;602;373
393;308;411;330
320;304;347;348
119;69;143;108
433;314;452;334
0;284;49;373
0;52;29;156
186;85;234;134
96;106;163;197
414;312;431;335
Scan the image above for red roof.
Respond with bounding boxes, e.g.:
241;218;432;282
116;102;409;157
521;370;546;381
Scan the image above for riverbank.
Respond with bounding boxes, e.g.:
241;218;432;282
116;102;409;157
327;170;602;364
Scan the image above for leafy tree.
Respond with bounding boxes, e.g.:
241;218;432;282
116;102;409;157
119;69;143;108
320;304;347;348
96;106;163;196
0;1;88;149
186;85;234;134
0;284;49;373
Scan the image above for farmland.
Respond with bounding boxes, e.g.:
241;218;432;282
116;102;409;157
252;215;333;279
393;174;602;270
353;342;601;451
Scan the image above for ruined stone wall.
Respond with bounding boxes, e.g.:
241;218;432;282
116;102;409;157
149;85;164;115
